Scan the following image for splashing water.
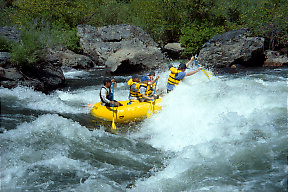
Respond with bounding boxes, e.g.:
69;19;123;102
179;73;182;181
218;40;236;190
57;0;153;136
1;67;287;191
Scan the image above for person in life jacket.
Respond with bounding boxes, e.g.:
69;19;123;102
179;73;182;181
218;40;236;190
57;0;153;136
148;71;156;92
139;76;159;102
166;56;202;93
100;78;123;107
127;74;141;101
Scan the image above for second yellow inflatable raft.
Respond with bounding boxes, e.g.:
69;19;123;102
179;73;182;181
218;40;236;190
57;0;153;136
90;98;162;123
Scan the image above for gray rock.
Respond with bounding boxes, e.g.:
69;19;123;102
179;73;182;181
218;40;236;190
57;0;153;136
45;47;95;69
163;43;185;59
0;67;24;80
19;61;65;93
0;60;65;93
198;28;265;68
77;24;166;73
0;52;11;61
264;50;288;67
0;26;21;42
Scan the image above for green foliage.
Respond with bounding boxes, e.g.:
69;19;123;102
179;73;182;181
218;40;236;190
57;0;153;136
1;0;287;66
180;23;226;56
10;0;132;28
127;0;240;47
128;0;190;45
0;35;13;52
11;0;100;28
46;23;82;54
128;0;167;44
91;0;132;26
0;1;13;26
9;22;82;67
239;0;288;49
10;25;46;67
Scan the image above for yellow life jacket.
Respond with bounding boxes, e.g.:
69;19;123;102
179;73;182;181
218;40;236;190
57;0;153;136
167;67;184;86
140;83;152;96
129;81;141;98
149;81;156;91
127;78;133;86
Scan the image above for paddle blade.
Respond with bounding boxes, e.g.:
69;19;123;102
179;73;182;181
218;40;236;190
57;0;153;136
147;100;156;119
147;103;152;119
112;119;117;130
202;69;210;80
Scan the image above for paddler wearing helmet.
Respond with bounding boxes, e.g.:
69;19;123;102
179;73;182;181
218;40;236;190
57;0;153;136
166;56;202;93
139;75;159;102
127;74;141;101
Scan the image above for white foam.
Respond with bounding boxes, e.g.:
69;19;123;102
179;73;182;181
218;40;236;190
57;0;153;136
128;72;288;191
0;87;89;114
63;69;90;79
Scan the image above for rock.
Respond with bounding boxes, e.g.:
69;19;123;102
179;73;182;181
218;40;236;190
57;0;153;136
105;47;165;74
0;67;24;80
198;28;265;68
0;52;11;62
19;61;65;93
279;48;288;56
263;50;288;67
45;47;95;69
0;57;65;93
214;64;246;75
163;43;185;59
0;26;21;43
77;24;166;74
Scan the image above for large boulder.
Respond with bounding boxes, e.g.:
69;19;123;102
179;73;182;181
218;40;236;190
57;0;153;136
45;47;95;70
0;52;65;93
198;28;265;68
77;24;167;74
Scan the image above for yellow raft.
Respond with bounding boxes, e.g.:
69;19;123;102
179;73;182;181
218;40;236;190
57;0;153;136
90;98;162;123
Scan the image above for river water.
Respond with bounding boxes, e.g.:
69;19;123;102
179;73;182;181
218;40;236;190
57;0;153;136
1;65;287;192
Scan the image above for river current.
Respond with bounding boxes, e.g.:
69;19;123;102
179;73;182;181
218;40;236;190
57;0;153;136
1;65;287;191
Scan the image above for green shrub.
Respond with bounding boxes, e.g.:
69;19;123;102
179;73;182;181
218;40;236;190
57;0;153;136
0;1;13;27
0;35;13;52
11;0;100;28
10;22;82;67
239;0;288;49
10;25;46;67
180;23;226;56
48;22;82;54
3;0;287;63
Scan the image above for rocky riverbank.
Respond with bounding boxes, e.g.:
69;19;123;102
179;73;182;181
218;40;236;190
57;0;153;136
198;28;288;71
1;25;287;93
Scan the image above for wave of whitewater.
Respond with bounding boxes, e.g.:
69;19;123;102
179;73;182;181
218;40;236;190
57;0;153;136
1;67;287;191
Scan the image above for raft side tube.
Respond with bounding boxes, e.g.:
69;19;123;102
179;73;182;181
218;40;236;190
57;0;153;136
90;98;162;123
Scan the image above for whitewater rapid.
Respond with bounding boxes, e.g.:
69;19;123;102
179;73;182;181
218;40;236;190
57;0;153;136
1;67;287;191
129;69;288;191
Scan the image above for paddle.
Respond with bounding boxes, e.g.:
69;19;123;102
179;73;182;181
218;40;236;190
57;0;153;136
111;82;117;130
193;58;210;80
147;77;158;119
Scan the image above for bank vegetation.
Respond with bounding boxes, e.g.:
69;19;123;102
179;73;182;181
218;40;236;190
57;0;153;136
0;0;287;67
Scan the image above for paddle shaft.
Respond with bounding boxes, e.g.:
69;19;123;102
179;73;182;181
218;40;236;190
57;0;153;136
112;82;114;118
193;58;202;68
152;78;158;102
111;82;116;130
193;59;210;80
147;78;158;119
